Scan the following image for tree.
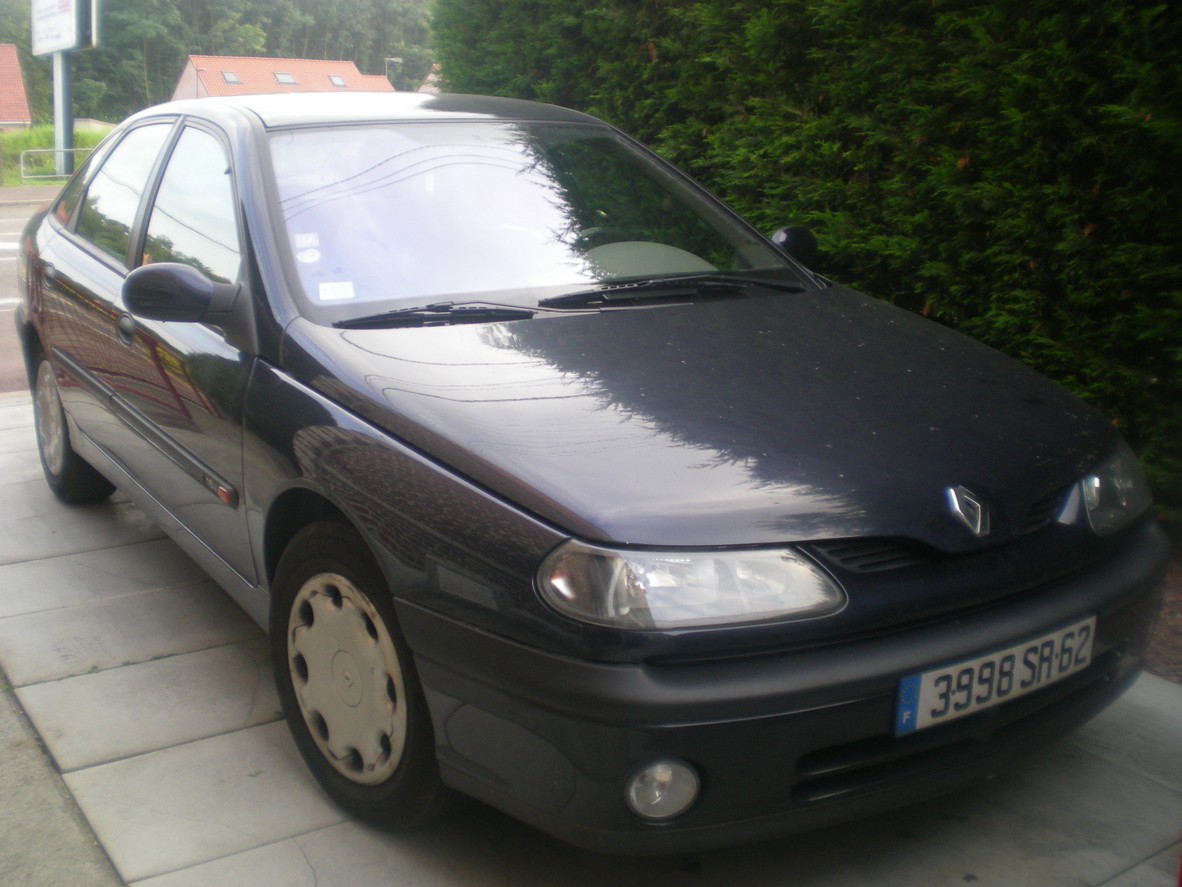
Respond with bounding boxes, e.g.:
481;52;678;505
245;0;432;88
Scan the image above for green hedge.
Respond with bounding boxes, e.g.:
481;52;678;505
434;0;1182;511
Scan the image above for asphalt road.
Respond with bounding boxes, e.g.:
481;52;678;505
0;200;38;394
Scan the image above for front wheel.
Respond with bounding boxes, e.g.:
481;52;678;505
271;522;450;825
32;355;114;504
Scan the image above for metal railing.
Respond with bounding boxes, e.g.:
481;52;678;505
19;148;92;182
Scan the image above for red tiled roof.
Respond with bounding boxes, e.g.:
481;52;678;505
0;44;32;124
180;55;396;99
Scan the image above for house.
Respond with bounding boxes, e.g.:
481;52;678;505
0;44;33;130
172;55;395;101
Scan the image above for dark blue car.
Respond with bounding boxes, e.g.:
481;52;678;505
16;93;1168;853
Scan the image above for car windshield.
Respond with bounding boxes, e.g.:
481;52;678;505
268;121;801;323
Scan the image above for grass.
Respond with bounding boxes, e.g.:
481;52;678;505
0;126;106;187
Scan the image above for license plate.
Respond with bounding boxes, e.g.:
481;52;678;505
895;616;1096;735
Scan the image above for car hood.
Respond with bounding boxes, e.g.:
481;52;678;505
281;285;1115;552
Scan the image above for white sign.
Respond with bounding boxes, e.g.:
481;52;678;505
32;0;78;56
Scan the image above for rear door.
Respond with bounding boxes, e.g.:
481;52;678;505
39;121;174;453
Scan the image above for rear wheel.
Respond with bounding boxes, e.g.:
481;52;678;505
33;355;114;504
271;522;451;825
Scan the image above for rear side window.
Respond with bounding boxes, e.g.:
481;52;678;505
75;124;171;266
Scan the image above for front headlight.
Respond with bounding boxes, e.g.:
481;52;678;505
537;541;846;629
1080;440;1153;536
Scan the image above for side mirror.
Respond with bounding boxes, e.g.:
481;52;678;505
123;263;239;323
770;226;819;267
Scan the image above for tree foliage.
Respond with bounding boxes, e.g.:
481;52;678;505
434;0;1182;508
6;0;434;122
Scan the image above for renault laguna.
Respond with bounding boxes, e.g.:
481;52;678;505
16;93;1168;853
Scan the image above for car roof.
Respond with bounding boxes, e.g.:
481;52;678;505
130;92;602;130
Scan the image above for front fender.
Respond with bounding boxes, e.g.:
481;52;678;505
242;361;570;654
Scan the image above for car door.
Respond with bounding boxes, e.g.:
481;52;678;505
38;121;175;458
40;119;257;585
109;122;257;583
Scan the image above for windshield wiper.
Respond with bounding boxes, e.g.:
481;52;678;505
536;274;804;310
334;302;536;330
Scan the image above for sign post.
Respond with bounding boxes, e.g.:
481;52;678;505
51;51;73;175
32;0;89;177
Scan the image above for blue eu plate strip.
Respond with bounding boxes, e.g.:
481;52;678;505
895;674;921;735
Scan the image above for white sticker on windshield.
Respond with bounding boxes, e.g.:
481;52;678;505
297;248;321;264
295;232;320;249
318;281;356;301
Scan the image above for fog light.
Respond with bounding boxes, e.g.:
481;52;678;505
625;760;700;821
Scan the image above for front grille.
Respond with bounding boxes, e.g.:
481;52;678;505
1018;486;1069;535
808;487;1071;574
807;539;931;573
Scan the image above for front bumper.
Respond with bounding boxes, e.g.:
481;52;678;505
400;518;1169;854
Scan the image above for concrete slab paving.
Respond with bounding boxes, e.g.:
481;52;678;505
0;484;164;562
0;449;53;486
64;722;345;882
1068;672;1182;793
129;813;675;887
0;391;1178;887
17;639;280;770
0;423;35;455
0;397;33;429
0;580;260;685
1101;845;1181;887
0;536;209;619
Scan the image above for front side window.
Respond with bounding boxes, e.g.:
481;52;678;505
143;127;241;284
75;123;172;266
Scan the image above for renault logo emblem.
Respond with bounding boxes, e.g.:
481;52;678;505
946;485;990;537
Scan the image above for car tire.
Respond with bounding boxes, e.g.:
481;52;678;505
32;354;115;504
271;521;451;826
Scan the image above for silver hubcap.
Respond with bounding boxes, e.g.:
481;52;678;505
287;572;407;785
35;361;66;477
